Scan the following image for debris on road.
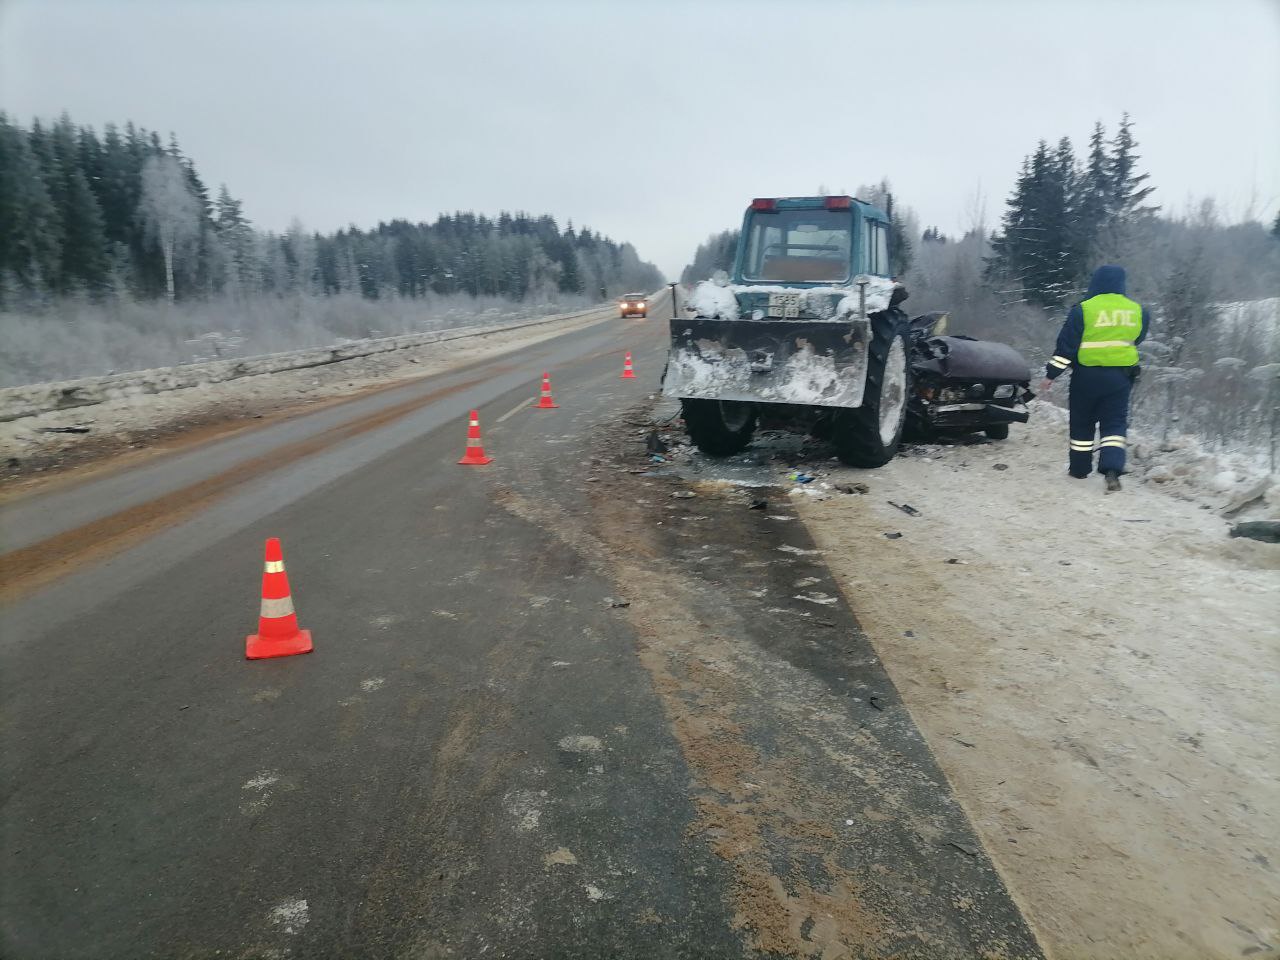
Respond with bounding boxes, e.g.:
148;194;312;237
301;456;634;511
889;501;922;517
748;498;768;510
645;430;668;454
884;532;903;540
993;463;1009;471
35;425;91;434
671;490;696;499
947;841;980;858
835;482;869;495
794;592;838;606
1229;520;1280;543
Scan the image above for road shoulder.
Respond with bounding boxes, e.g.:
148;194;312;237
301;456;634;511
793;423;1279;959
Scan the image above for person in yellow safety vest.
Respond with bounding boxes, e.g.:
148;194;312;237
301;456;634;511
1038;265;1149;492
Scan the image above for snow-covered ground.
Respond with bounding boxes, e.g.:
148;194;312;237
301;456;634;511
1220;297;1280;339
0;307;611;484
651;403;1278;960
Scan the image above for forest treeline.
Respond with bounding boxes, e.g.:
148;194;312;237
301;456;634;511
0;112;663;307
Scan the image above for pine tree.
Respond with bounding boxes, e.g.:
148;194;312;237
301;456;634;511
1075;121;1112;257
989;116;1158;305
48;115;110;293
0;113;61;297
884;192;914;276
1109;113;1159;222
214;184;256;293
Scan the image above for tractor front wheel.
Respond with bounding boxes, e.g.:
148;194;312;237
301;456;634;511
681;399;757;457
832;313;911;468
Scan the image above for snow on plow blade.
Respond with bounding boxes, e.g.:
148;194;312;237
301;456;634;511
664;317;870;408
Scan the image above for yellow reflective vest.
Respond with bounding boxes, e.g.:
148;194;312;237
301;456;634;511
1078;293;1142;367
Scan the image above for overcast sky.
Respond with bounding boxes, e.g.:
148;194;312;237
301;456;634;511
2;0;1278;280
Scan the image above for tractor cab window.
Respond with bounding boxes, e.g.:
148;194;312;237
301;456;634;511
742;209;852;283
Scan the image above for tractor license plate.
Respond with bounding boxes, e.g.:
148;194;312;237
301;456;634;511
767;293;801;319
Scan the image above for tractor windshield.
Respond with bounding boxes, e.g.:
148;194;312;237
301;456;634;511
741;209;853;283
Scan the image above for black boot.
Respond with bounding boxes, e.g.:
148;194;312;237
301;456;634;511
1104;470;1122;493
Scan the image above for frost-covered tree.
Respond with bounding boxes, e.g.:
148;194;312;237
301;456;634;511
214;184;256;294
682;229;739;284
139;154;200;302
0;113;62;300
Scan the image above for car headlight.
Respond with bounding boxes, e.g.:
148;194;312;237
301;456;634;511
993;384;1015;399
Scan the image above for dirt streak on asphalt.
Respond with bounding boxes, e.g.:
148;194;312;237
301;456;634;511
490;400;1044;959
0;371;501;602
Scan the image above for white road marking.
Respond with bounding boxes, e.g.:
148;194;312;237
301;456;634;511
496;397;532;423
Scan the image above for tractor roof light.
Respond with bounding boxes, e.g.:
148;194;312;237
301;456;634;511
751;198;777;212
824;195;853;210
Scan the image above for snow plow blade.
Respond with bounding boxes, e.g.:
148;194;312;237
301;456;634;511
663;317;870;408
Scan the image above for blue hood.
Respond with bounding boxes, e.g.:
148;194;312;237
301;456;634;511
1087;265;1127;296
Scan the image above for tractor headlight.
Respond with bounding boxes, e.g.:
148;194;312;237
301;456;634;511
993;384;1015;399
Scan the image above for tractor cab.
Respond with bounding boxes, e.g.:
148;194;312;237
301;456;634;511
735;196;890;287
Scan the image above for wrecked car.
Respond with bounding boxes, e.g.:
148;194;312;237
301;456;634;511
907;312;1032;441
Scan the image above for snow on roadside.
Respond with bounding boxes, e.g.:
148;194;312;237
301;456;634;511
1030;399;1278;515
0;307;611;483
788;415;1278;960
1219;297;1280;339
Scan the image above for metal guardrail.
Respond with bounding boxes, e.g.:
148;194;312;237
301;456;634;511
0;303;614;423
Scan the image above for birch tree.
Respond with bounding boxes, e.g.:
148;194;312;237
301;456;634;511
139;154;199;301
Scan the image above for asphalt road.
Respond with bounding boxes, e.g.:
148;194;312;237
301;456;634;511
1;292;1042;959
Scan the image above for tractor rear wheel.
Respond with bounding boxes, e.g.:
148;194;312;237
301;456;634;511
832;312;912;468
681;399;757;457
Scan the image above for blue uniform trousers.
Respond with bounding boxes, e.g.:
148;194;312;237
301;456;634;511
1068;367;1134;476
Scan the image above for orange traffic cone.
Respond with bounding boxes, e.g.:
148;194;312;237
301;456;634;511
457;409;493;465
534;372;559;409
246;538;313;660
621;352;636;379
